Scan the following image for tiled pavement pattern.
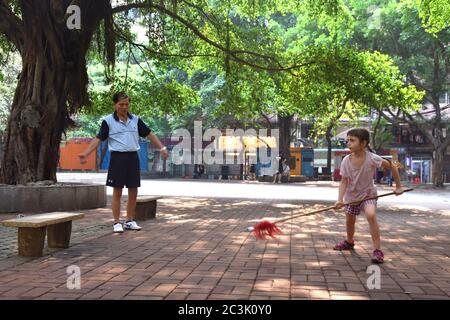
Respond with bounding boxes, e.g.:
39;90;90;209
0;197;449;300
0;210;112;261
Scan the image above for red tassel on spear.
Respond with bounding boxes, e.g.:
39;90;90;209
247;188;413;240
247;221;283;240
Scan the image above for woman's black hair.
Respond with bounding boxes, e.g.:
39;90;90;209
347;128;375;153
112;91;130;103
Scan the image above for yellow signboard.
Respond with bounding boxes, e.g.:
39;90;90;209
218;136;277;150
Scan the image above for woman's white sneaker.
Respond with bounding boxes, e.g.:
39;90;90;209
124;220;141;231
113;223;124;233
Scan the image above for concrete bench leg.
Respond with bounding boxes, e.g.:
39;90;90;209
18;227;46;257
135;201;157;221
47;221;72;248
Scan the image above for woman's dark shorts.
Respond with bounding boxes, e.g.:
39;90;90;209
106;151;140;188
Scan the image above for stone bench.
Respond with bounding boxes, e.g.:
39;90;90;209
1;212;85;257
134;196;163;221
285;175;307;183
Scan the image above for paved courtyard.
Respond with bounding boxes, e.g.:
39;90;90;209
1;186;450;300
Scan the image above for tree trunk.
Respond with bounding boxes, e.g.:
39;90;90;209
326;125;333;179
371;111;382;153
324;100;346;179
278;114;293;159
433;147;446;187
0;1;110;184
1;29;70;184
1;67;67;184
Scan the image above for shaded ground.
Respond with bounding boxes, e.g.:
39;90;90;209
1;197;449;300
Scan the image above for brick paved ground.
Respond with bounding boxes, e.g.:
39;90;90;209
0;197;449;300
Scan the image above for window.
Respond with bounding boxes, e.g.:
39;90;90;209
415;135;424;144
439;87;450;105
439;92;447;105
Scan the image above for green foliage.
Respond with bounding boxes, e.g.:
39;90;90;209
64;114;104;140
349;0;450;96
0;0;429;141
415;0;450;34
0;51;20;137
372;117;395;151
278;44;423;142
83;59;200;136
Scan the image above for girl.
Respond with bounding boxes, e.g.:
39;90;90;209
333;128;403;263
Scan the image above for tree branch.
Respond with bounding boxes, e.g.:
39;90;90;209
441;132;450;151
114;26;218;59
437;38;450;76
261;113;273;130
111;2;149;15
380;105;444;149
179;0;222;28
403;111;436;147
407;71;429;92
0;1;24;52
377;107;402;127
129;47;161;83
111;1;314;74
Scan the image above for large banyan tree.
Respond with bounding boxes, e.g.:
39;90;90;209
1;0;325;185
0;1;114;184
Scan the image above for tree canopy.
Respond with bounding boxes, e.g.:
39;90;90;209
0;0;438;184
416;0;450;34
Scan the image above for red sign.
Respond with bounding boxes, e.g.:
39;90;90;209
335;151;351;156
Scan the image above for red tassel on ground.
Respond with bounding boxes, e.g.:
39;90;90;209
251;220;283;240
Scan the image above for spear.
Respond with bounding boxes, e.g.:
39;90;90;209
247;188;414;240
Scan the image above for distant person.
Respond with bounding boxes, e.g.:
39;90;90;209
249;164;256;180
282;160;290;182
78;92;169;233
194;164;200;179
194;164;205;179
199;164;205;178
273;155;284;183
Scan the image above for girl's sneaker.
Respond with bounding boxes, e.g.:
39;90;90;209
372;249;384;264
333;240;355;251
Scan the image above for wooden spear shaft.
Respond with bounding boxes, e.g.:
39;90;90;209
270;188;414;225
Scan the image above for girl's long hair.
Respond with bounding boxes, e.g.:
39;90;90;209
347;128;375;153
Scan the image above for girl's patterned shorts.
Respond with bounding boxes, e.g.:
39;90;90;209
345;199;377;216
